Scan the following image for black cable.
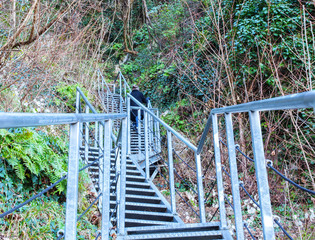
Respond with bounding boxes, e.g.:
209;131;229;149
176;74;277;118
95;232;101;240
274;219;294;240
173;149;196;172
77;193;102;221
208;207;219;222
235;146;254;162
0;175;67;218
173;169;198;194
267;163;315;195
204;180;217;202
244;223;257;240
239;183;260;208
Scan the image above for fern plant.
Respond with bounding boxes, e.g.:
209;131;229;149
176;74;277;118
0;128;68;193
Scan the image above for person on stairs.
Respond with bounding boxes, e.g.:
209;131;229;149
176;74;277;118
130;85;148;129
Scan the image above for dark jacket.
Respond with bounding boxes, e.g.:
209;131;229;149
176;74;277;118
130;90;147;122
130;90;147;106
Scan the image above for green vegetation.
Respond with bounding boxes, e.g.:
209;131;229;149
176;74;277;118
0;0;314;239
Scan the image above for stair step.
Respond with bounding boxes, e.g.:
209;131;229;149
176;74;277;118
125;223;221;235
110;194;161;204
126;181;151;189
125;187;156;196
123;230;226;240
111;174;145;182
125;211;174;222
110;201;167;212
123;219;173;228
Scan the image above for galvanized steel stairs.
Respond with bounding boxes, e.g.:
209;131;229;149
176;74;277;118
84;88;232;239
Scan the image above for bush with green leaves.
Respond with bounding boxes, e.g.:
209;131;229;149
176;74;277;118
0;127;68;193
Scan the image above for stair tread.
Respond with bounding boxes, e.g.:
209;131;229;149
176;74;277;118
126;222;220;233
110;201;166;208
123;230;226;239
125;210;174;217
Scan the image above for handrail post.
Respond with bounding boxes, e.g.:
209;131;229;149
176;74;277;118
119;73;122;98
65;122;80;239
84;106;90;164
127;97;131;155
98;121;104;210
249;111;275;240
101;120;112;240
167;131;176;214
212;114;227;229
144;111;150;180
225;113;244;239
138;109;141;155
95;121;98;148
119;117;127;235
195;153;206;223
156;109;161;152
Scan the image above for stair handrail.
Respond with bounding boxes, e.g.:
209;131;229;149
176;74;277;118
195;90;315;240
76;87;118;142
126;93;206;223
196;90;315;154
127;93;197;152
0;112;126;128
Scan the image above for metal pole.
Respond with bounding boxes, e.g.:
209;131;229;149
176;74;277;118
119;73;122;97
116;143;121;230
249;111;275;240
65;122;80;239
127;97;131;155
119;117;127;236
195;153;206;223
95;121;98;148
144;111;149;180
156;109;161;152
225;113;244;239
167;130;176;214
101;120;112;240
84;106;90;164
212;114;227;229
98;121;104;210
138;109;141;155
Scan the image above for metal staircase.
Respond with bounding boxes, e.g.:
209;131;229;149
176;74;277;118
0;70;313;240
96;71;231;239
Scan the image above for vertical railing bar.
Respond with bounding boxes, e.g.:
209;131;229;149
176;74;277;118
156;109;161;152
195;153;206;223
138;109;141;155
212;114;227;228
127;97;131;155
167;130;176;214
95;121;98;148
84;106;90;164
249;111;275;240
225;112;244;239
98;121;104;210
119;117;127;235
65;122;80;239
144;111;149;180
116;142;121;230
101;120;112;240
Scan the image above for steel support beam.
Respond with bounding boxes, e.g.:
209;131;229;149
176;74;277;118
144;111;150;180
249;111;275;240
65;122;80;239
195;153;206;223
167;131;176;214
101;120;112;240
225;113;244;239
118;118;127;236
212;114;227;229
